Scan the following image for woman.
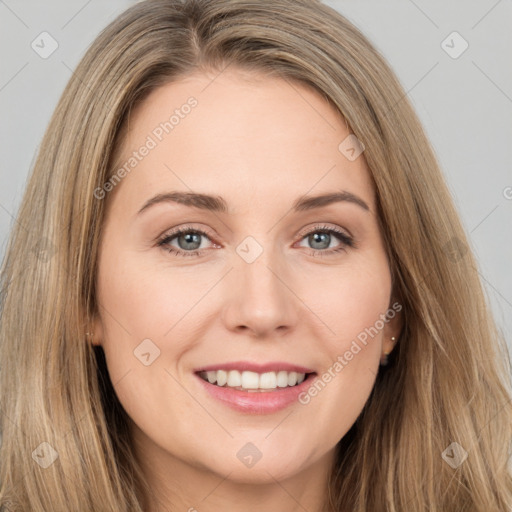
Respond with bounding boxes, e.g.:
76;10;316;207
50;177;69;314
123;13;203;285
1;0;511;510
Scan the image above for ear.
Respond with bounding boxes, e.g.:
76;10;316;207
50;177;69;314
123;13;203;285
87;309;104;347
381;297;403;357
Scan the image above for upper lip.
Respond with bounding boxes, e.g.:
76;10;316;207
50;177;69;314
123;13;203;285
194;361;316;374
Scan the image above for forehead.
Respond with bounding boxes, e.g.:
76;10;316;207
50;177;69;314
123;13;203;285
108;68;375;215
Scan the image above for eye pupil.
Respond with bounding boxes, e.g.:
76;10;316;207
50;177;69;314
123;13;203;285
179;232;201;250
309;232;330;250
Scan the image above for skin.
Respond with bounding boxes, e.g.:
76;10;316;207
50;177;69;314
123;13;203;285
92;68;402;512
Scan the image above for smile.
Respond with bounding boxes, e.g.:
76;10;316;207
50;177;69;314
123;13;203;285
194;368;318;414
197;369;309;392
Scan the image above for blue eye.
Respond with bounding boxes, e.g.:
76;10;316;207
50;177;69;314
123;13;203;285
157;224;355;258
157;227;212;257
297;226;354;256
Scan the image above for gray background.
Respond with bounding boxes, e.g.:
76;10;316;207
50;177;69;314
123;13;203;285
1;1;511;356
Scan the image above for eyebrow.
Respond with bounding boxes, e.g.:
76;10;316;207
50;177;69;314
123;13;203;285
137;190;370;215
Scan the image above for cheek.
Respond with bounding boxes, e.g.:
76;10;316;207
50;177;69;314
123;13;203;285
95;253;193;427
97;248;205;342
293;260;391;442
301;256;392;353
95;247;219;401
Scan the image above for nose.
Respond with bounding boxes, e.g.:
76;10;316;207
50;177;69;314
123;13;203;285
221;245;299;338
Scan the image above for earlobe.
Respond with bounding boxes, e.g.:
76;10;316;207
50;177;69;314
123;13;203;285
85;331;100;346
380;336;398;366
380;298;403;363
86;313;104;346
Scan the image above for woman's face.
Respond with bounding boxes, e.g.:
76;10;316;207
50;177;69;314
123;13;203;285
93;68;401;488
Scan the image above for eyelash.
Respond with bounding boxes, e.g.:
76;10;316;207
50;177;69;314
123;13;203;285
156;224;355;258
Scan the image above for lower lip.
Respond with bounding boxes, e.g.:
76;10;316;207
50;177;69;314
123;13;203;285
194;372;317;414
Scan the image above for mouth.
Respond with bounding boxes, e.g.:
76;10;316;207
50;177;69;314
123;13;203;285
193;365;319;414
195;369;317;393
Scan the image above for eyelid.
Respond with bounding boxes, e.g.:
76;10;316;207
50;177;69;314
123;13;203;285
296;222;353;240
156;223;220;245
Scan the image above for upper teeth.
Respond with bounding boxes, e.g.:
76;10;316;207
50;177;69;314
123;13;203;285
199;370;306;390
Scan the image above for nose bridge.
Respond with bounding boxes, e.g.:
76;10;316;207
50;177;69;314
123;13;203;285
241;242;282;290
237;234;287;299
222;233;298;334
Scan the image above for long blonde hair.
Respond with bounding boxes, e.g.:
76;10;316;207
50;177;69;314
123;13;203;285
1;0;511;510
